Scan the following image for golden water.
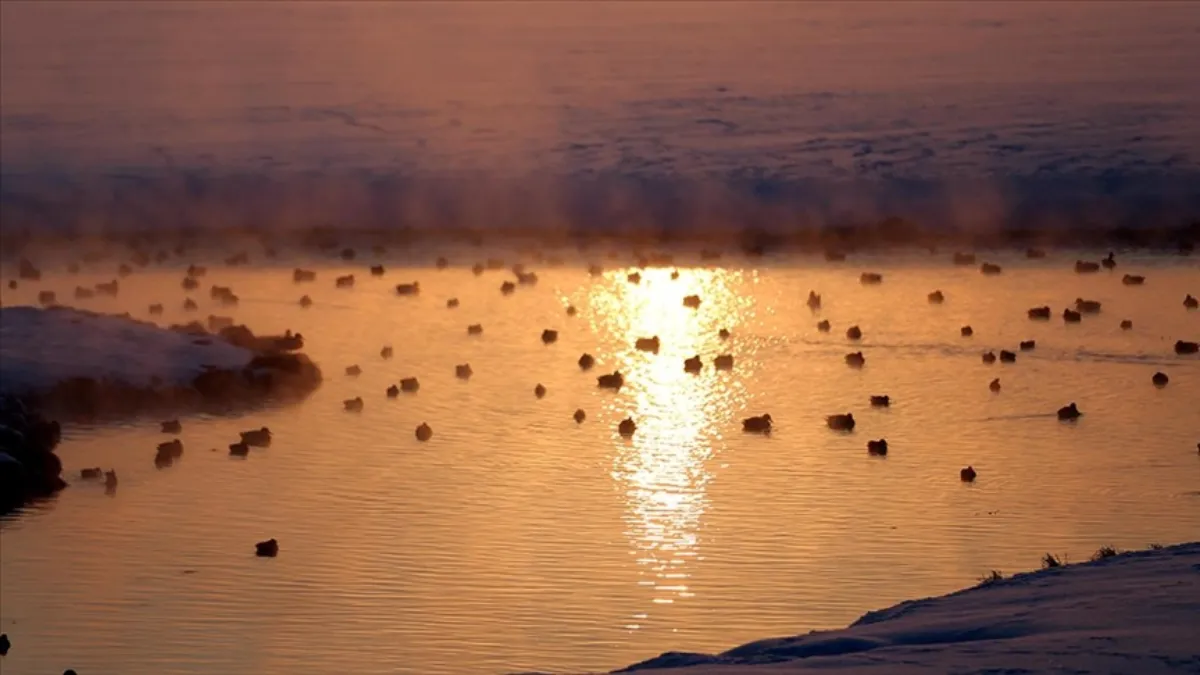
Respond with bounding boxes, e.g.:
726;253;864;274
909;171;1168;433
1;250;1198;674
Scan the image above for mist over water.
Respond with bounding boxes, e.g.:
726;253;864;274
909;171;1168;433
2;1;1200;239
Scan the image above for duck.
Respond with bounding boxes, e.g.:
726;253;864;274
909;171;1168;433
37;290;56;306
566;305;578;316
999;350;1017;363
335;275;355;288
960;466;977;482
713;354;734;370
635;336;661;353
499;281;516;295
380;346;394;359
182;276;199;290
578;353;596;370
817;320;832;332
455;364;473;379
240;427;272;447
1122;274;1145;286
1057;402;1082;420
807;291;822;309
467;324;483;335
187;263;207;278
155;439;184;467
826;413;855;431
1063;308;1082;323
1028;306;1051;319
1075;298;1101;313
719;328;731;339
229;442;250;457
1019;340;1036;351
670;270;680;280
961;325;974;337
443;298;460;309
541;329;559;344
534;384;547;398
860;272;883;285
980;262;1002;275
845;351;865;367
396;282;421;296
104;469;118;489
386;384;400;398
472;262;486;276
0;633;10;656
684;356;703;373
299;295;314;308
1175;340;1199;354
952;252;976;265
928;290;945;304
597;371;625;389
989;378;1001;392
627;272;641;284
1074;260;1100;273
96;279;119;296
369;264;385;276
1120;320;1133;330
845;325;863;340
870;395;890;407
683;294;701;309
293;268;316;282
80;467;103;480
344;397;364;412
255;539;279;557
742;414;773;433
1152;372;1169;387
574;409;586;424
1101;252;1116;269
183;298;198;311
517;271;539;286
400;377;419;392
867;439;888;455
415;423;433;442
148;303;164;315
982;351;997;364
161;419;182;434
1185;294;1199;309
618;417;637;437
345;365;362;377
587;264;603;276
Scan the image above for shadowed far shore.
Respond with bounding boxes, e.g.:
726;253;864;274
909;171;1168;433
609;543;1200;675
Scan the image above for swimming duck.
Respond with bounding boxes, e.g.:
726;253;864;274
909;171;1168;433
184;298;198;311
860;272;883;285
104;469;118;489
118;263;133;277
742;414;773;433
960;466;977;482
229;442;250;457
1185;294;1198;309
370;265;385;276
635;336;661;353
870;395;890;407
396;282;421;296
1075;298;1101;313
455;364;473;379
989;378;1001;392
1122;274;1145;286
161;420;182;434
719;328;731;339
446;298;460;308
1063;309;1082;323
683;294;701;309
96;279;119;296
380;346;394;360
534;384;547;398
467;324;483;335
574;409;586;424
182;276;199;290
415;423;433;442
961;325;974;337
713;354;734;370
846;325;863;340
80;467;103;480
1028;306;1051;319
1175;340;1198;354
588;264;603;277
293;268;316;283
499;281;516;295
298;294;314;308
982;351;997;364
517;271;539;286
1074;260;1100;273
75;286;95;299
37;290;56;306
1057;402;1082;420
618;418;637;437
807;291;822;309
980;262;1002;275
345;365;362;377
671;270;680;280
1152;372;1169;387
1019;340;1036;351
255;539;279;557
597;371;625;389
845;351;865;367
566;305;578;316
578;353;596;370
999;350;1016;363
928;290;945;304
867;439;888;455
1101;252;1116;269
826;413;855;431
472;263;486;276
400;377;419;392
541;329;559;344
187;264;207;278
344;397;364;412
1120;320;1133;330
240;428;272;447
155;439;184;468
817;320;832;332
335;275;355;288
684;356;703;373
386;385;400;398
627;272;641;284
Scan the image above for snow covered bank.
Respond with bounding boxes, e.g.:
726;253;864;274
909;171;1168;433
0;306;321;418
618;543;1200;675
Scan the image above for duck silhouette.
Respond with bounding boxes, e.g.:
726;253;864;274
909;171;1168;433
1101;252;1116;269
1120;320;1133;330
1075;298;1101;313
534;384;547;398
928;290;945;304
867;439;888;455
713;354;735;370
1122;274;1145;286
446;298;460;308
1019;340;1035;351
999;350;1016;363
161;420;182;434
635;336;661;353
1175;340;1199;354
1185;295;1198;309
229;442;250;457
817;320;832;332
742;414;773;433
386;385;400;398
467;324;483;335
982;351;997;364
684;356;703;373
961;325;974;337
618;418;637;437
1028;306;1051;320
1152;372;1169;387
845;352;865;368
597;371;624;389
980;262;1002;275
807;291;822;309
574;409;586;424
240;428;272;447
456;364;473;379
961;466;977;482
344;397;364;412
415;423;433;442
683;294;701;309
255;539;279;557
870;395;890;407
1057;402;1082;420
1063;308;1082;323
541;329;559;344
846;325;863;340
826;413;855;431
989;378;1001;392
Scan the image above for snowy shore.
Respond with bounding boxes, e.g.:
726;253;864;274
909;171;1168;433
618;543;1200;675
0;306;322;418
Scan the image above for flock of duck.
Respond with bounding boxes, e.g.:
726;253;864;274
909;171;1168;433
8;245;1199;560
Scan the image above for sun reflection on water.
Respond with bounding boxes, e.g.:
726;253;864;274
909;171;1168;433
587;267;754;616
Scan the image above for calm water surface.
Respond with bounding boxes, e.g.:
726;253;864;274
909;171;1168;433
1;249;1198;675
